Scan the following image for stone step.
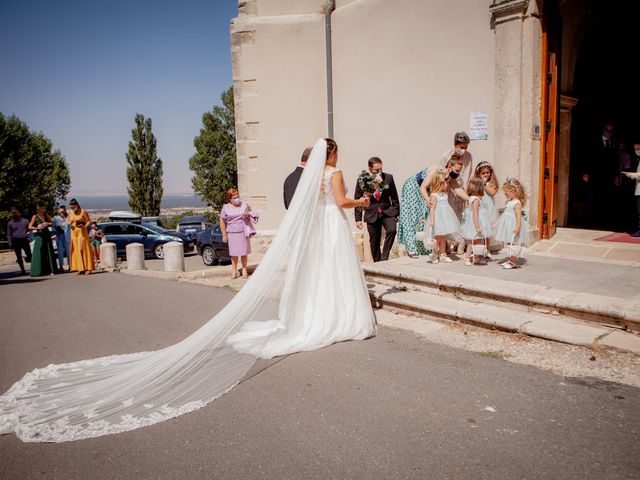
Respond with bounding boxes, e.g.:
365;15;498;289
363;264;640;332
368;282;640;355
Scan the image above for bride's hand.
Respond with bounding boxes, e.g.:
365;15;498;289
360;197;370;208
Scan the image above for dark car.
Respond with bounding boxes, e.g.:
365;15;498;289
177;215;213;241
99;222;194;259
196;224;231;266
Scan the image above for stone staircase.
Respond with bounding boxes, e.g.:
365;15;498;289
363;262;640;354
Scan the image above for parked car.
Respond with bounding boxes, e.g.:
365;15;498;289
196;224;231;266
108;211;142;223
98;222;194;259
142;216;164;228
177;215;213;241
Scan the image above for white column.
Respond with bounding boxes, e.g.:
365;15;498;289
163;241;185;272
126;243;146;270
100;242;117;270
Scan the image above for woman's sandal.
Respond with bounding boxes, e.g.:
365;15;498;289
241;268;249;278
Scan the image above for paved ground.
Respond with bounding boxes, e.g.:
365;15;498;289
382;254;640;299
0;272;639;479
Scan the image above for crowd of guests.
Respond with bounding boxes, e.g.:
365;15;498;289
6;199;100;277
281;132;531;270
396;132;529;269
15;127;639;279
573;122;640;234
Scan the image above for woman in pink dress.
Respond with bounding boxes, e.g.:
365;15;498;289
220;188;259;279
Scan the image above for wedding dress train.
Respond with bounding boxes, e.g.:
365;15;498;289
0;138;376;442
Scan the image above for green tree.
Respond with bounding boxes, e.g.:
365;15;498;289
189;87;237;209
0;113;71;221
126;113;163;216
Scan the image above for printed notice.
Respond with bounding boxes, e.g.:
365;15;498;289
469;109;488;140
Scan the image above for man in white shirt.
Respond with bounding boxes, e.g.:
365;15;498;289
623;141;640;236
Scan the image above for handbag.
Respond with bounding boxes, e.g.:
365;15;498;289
244;221;256;238
243;206;257;238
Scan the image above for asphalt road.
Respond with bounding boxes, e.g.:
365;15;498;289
0;271;638;480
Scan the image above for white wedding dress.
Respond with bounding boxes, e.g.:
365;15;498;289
0;138;376;443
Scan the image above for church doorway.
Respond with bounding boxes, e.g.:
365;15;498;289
566;0;640;233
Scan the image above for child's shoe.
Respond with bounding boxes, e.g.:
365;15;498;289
431;255;439;264
502;261;517;269
464;258;473;266
484;251;492;260
440;254;454;263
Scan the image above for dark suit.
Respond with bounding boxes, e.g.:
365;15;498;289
283;165;304;209
354;172;400;262
582;137;619;228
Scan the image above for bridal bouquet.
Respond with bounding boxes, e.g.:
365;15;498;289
357;170;388;196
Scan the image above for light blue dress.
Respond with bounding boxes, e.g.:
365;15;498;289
494;199;529;244
461;196;492;239
432;192;460;237
481;193;498;228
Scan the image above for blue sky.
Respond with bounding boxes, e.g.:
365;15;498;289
0;0;237;195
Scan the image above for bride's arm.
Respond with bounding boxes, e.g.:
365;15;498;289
331;171;370;209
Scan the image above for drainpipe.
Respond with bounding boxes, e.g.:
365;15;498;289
324;0;335;138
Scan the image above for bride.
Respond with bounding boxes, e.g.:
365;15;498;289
0;138;376;443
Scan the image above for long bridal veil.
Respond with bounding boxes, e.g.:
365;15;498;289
0;138;331;443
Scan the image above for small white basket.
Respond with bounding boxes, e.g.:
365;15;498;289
471;232;487;257
415;221;435;253
507;234;526;258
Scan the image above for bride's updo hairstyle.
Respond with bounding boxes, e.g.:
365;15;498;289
324;138;338;159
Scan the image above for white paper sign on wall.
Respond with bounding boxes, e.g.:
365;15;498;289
469;109;489;140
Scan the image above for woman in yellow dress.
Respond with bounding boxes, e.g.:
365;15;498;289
68;198;95;275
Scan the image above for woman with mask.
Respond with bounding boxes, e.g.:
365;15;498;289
220;188;259;279
397;158;469;258
68;198;95;275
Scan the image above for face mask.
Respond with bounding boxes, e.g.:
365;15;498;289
635;148;640;156
231;198;241;206
455;147;466;156
71;207;78;212
449;171;460;179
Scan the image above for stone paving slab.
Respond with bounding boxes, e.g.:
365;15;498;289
598;330;640;355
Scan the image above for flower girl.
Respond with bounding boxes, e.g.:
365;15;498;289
428;169;461;263
475;161;499;258
494;178;528;269
460;176;492;265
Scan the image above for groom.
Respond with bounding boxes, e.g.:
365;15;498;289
283;146;312;209
354;157;400;262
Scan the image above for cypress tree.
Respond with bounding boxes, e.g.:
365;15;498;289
126;114;163;216
189;87;237;209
